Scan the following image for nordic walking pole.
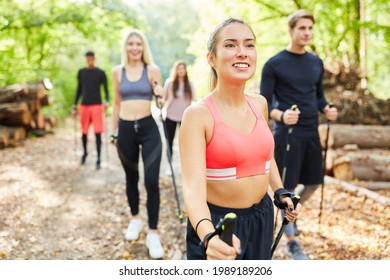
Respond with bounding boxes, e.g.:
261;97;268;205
154;82;184;223
274;104;298;233
318;102;334;226
72;105;78;159
271;194;300;258
281;104;298;184
219;213;237;246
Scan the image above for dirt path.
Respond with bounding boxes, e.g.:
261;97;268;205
0;111;185;260
0;112;389;260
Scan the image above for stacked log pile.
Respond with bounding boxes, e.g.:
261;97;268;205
0;78;55;148
319;124;390;190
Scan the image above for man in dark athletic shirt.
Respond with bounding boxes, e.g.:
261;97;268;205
260;10;338;259
72;51;109;169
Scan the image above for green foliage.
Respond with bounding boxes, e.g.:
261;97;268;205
0;0;138;116
133;0;200;82
188;0;389;99
1;0;388;121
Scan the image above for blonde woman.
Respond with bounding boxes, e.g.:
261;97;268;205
111;30;165;259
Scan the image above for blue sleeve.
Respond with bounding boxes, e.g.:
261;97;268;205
260;61;276;117
74;70;82;105
316;61;328;112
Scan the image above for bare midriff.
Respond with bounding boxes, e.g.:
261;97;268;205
119;100;152;121
206;174;269;208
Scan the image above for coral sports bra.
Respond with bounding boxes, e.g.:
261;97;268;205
204;95;274;180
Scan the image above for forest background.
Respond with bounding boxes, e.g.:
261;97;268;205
0;0;389;118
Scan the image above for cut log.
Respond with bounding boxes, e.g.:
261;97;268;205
45;116;56;127
43;116;56;132
0;126;10;149
19;98;41;113
0;85;29;103
0;79;53;149
333;155;353;180
0;125;26;141
40;94;50;106
333;150;390;181
319;124;390;149
25;83;46;100
0;102;32;126
324;149;336;175
33;111;45;129
0;79;52;104
325;176;390;206
44;121;52;132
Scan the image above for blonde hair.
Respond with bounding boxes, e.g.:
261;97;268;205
121;29;154;66
207;18;256;90
288;10;315;29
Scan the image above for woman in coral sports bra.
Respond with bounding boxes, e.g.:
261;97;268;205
179;18;302;260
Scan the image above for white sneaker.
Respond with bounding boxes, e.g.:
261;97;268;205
125;219;142;241
165;165;172;176
146;233;164;259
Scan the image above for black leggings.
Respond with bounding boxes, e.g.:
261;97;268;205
164;117;180;156
117;116;162;229
81;133;101;159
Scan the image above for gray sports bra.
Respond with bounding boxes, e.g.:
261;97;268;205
119;65;153;101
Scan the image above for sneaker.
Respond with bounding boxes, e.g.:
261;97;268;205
81;153;87;165
165;165;172;176
286;240;309;260
146;233;164;259
125;219;142;241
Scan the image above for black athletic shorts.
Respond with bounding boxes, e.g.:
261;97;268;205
274;133;323;191
186;193;274;260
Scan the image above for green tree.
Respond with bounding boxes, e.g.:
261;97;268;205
187;0;390;99
133;0;200;82
0;0;138;116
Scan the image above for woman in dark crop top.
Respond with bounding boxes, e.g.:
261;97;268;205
179;19;302;260
111;29;165;259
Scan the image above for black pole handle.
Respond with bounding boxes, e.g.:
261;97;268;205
153;81;163;109
219;213;237;246
286;104;298;132
282;194;301;225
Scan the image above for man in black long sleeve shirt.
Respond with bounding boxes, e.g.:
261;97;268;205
260;10;338;260
73;51;109;169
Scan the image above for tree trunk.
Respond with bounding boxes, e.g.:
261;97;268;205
324;149;336;175
0;126;10;149
359;0;367;89
0;102;32;126
0;85;28;103
0;125;27;141
333;150;390;181
33;111;45;129
40;94;50;106
0;79;52;103
319;124;390;149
